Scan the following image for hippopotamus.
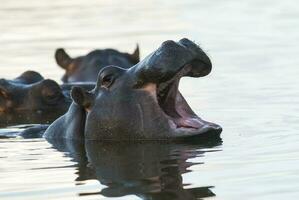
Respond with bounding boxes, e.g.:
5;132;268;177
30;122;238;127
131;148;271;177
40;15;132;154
55;45;140;82
44;38;222;140
0;71;69;113
0;71;95;126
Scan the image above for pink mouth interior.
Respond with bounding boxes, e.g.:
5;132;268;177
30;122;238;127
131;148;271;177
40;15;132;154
156;64;205;130
173;118;202;129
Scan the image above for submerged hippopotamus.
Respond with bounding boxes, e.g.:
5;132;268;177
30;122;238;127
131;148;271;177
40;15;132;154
55;45;140;82
0;71;69;113
45;38;222;140
0;71;95;126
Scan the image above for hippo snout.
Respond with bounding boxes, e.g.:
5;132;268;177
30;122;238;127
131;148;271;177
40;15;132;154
132;38;213;87
178;38;212;77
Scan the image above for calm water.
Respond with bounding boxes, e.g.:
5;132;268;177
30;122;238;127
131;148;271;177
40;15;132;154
1;0;299;199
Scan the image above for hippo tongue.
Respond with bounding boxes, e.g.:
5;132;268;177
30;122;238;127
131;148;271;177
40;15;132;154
173;118;203;129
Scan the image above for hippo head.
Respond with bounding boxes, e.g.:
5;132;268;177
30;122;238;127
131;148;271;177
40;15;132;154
71;38;222;140
55;45;140;83
0;75;70;114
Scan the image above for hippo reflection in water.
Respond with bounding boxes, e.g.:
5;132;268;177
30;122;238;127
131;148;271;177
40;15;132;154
46;137;222;199
0;71;95;126
55;45;139;82
45;38;222;140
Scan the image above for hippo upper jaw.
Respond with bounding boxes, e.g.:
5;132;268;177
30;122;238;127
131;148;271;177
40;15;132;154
132;38;212;88
141;60;222;138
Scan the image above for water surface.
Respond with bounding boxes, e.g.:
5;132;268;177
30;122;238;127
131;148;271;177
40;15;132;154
0;0;299;199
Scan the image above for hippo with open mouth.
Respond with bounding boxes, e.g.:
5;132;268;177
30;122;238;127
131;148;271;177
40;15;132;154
55;45;139;83
44;38;222;140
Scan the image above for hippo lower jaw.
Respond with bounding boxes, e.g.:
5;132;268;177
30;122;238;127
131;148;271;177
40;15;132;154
143;61;222;137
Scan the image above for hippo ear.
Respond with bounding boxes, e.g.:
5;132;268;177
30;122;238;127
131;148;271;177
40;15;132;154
55;48;73;70
129;44;140;64
71;87;93;110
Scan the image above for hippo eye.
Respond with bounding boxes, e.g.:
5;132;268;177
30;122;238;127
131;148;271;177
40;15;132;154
42;87;63;105
44;92;62;104
101;74;114;88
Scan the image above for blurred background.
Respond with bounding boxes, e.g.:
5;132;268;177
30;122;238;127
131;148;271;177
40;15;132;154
1;0;299;199
1;0;298;80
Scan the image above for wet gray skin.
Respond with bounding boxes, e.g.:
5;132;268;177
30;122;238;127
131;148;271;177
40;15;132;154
55;45;140;82
44;38;222;140
0;71;95;126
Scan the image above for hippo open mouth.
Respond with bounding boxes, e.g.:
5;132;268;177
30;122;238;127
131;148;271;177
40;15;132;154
149;63;221;136
137;39;222;136
157;64;201;129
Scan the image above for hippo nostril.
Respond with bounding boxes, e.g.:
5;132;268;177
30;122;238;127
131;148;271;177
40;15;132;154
179;38;194;46
161;40;178;48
